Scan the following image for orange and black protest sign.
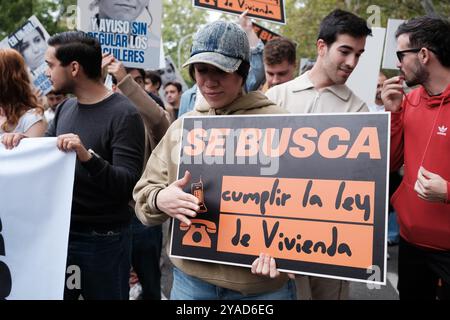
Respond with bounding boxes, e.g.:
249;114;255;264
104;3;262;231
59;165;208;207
252;22;281;43
194;0;286;24
171;114;390;284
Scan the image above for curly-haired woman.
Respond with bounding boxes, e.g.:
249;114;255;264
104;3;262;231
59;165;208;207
0;48;47;147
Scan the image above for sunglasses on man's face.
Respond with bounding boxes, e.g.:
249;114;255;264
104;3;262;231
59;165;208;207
396;48;421;62
396;47;438;63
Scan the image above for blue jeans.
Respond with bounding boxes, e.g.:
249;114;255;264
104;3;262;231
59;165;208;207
64;225;131;300
131;215;162;300
170;267;296;300
388;211;400;244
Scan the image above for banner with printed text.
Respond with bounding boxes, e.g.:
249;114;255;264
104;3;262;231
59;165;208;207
194;0;286;24
78;0;162;70
157;56;189;95
0;16;53;95
0;138;75;300
171;113;390;284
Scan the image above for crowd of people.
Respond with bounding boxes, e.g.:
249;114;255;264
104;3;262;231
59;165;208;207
0;7;449;301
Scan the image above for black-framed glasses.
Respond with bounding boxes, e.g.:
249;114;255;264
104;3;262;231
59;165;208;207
396;47;438;62
396;48;421;62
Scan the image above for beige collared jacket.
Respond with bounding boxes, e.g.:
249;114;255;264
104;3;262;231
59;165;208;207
266;71;369;114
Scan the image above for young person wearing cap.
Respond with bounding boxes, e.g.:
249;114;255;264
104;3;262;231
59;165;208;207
133;21;295;300
177;11;265;119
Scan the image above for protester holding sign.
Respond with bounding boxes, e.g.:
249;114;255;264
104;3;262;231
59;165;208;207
133;21;295;300
0;49;47;142
266;9;371;300
2;31;145;300
238;10;266;93
381;16;450;300
178;10;265;118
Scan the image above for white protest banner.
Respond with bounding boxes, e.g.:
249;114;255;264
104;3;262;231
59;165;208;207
382;19;405;70
0;138;76;300
347;27;386;107
0;16;53;95
78;0;162;70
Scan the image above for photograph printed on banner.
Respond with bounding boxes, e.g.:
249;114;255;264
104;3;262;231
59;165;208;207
157;56;188;92
0;16;53;95
78;0;162;70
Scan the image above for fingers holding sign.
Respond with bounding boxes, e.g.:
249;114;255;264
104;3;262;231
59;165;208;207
156;170;200;226
102;53;127;83
251;253;280;279
1;133;27;150
57;133;92;163
251;253;295;279
239;10;259;48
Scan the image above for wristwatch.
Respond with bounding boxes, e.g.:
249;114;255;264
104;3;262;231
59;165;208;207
88;149;101;159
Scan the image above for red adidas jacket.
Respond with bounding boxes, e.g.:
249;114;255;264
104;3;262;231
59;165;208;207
390;84;450;251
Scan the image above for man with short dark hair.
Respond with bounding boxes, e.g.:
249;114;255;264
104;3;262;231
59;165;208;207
263;37;297;89
382;16;450;300
16;31;145;300
47;31;145;300
266;9;371;300
267;9;371;113
145;70;162;96
44;90;67;123
369;71;388;112
164;81;182;122
124;68;165;109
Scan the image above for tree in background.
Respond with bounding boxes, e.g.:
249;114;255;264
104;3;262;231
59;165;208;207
0;0;35;38
0;0;206;85
0;0;76;38
280;0;450;64
162;0;207;85
1;0;449;84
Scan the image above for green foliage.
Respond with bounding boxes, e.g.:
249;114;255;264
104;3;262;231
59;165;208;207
1;0;449;83
0;0;77;38
0;0;33;38
279;0;450;63
161;0;207;84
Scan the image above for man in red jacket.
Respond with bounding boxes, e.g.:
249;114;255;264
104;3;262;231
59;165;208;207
382;16;450;300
